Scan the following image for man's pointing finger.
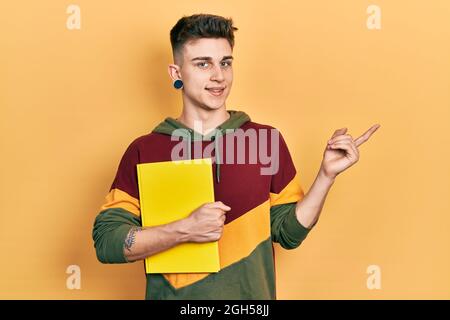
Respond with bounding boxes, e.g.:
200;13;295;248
354;124;381;147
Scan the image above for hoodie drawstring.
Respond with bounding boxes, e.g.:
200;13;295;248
186;132;192;160
183;129;220;183
213;131;221;183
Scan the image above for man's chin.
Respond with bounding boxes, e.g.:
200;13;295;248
200;101;226;111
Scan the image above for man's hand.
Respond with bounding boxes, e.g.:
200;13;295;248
320;124;381;180
182;201;231;243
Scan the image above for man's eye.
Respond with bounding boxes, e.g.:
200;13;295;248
196;61;232;68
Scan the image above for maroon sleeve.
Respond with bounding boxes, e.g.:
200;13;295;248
98;139;142;217
109;139;141;200
269;129;305;206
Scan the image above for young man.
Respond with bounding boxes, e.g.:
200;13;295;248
92;14;380;299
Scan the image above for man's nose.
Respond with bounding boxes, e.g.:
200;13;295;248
210;65;225;82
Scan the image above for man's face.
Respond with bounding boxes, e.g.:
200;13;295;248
177;38;233;111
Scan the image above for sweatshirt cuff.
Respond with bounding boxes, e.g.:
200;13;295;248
109;224;134;263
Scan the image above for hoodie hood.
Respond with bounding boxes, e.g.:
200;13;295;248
152;110;251;183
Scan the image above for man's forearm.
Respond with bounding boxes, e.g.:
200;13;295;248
124;218;190;262
296;167;335;229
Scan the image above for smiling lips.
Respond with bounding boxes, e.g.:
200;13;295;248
206;87;225;96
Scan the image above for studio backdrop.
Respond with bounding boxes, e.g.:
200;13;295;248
1;0;449;299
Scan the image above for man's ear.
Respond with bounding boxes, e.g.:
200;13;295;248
168;64;181;82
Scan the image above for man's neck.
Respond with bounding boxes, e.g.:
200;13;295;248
176;106;230;135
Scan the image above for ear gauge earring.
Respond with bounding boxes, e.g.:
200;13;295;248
173;79;183;89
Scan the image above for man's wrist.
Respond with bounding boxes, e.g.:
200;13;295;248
171;218;192;244
318;167;336;186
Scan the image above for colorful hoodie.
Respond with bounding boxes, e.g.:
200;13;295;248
92;110;314;299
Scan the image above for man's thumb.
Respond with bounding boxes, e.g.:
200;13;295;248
212;201;231;211
331;127;347;138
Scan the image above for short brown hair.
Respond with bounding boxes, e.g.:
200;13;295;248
170;13;238;64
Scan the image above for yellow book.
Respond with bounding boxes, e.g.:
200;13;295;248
136;158;220;273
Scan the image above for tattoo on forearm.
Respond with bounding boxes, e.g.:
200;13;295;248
124;227;142;252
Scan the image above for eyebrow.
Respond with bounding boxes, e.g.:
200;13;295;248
191;56;234;62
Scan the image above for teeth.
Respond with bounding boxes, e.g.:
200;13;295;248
207;88;224;94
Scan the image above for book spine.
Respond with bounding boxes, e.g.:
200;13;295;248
136;164;150;273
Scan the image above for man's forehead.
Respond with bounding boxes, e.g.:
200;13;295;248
183;38;232;60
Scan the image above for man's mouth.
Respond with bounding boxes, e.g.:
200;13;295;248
205;87;225;96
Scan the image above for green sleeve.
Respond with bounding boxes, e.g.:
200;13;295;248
270;202;313;249
92;207;141;263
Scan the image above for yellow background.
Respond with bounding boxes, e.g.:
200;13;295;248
1;0;449;299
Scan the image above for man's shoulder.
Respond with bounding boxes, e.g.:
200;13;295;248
126;130;169;149
241;120;279;132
